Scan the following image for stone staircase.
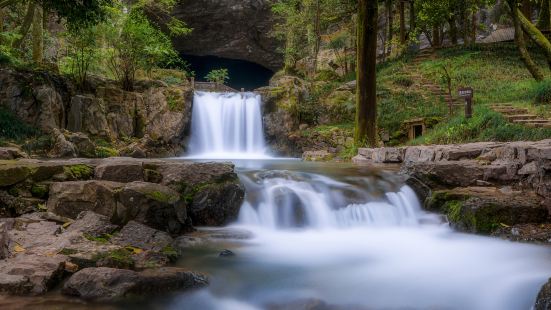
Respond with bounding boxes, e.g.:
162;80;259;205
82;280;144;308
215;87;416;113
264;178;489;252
410;50;464;109
490;104;551;128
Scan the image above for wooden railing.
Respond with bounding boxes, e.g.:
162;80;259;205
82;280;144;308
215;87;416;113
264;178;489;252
190;77;242;92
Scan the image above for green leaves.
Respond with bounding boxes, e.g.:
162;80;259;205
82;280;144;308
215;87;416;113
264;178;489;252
205;68;230;85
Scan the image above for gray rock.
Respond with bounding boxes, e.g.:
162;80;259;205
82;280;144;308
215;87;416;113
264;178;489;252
535;278;551;310
0;147;28;160
47;181;123;220
49;129;77;158
0;254;66;295
94;158;145;182
62;267;208;300
111;221;173;251
66;211;118;238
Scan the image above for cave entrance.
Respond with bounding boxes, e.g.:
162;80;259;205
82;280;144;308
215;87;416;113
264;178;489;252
182;54;274;91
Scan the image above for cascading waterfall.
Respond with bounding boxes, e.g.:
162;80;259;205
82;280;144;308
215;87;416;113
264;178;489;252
238;170;441;229
187;91;269;159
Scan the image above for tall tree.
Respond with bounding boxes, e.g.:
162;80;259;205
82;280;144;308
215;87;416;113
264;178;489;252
355;0;378;147
508;0;544;80
399;0;406;43
386;0;393;54
517;5;551;68
31;5;43;63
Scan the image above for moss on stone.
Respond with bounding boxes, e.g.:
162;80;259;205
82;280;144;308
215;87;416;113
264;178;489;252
30;183;49;199
147;190;179;204
92;248;135;269
95;146;120;158
84;233;112;244
64;164;94;180
59;248;79;255
161;245;179;262
144;169;162;183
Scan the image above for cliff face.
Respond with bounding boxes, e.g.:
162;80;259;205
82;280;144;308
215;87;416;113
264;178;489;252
171;0;283;71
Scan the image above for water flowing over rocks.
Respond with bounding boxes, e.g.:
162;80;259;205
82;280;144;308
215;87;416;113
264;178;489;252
354;140;551;238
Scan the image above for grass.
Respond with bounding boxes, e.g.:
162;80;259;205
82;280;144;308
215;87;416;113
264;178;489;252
0;106;39;143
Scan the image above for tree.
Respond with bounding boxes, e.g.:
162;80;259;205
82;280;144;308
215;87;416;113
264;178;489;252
105;4;190;91
63;25;100;89
537;0;551;31
507;0;544;81
205;68;230;85
31;5;42;63
355;0;377;147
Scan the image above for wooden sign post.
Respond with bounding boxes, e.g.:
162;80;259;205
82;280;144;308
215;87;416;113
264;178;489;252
458;87;474;118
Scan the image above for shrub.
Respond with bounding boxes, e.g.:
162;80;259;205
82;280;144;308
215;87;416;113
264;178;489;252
0;106;38;141
392;75;414;87
205;68;230;85
533;79;551;105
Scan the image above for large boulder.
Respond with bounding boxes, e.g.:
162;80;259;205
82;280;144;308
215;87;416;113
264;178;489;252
62;267;208;300
535;279;551;310
426;187;549;234
94;158;145;183
116;182;188;233
171;0;282;71
47;181;122;220
111;221;173;251
155;162;245;226
0;147;28;160
0;254;66;295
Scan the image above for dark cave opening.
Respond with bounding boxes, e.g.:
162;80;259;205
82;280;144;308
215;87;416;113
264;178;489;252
181;54;274;91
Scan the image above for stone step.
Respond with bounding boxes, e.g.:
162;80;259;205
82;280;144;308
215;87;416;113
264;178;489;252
505;114;538;121
494;109;529;115
513;119;551;124
527;123;551;128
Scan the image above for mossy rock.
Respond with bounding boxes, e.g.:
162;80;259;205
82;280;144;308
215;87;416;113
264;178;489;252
427;189;548;235
92;248;135;270
63;164;94;180
30;183;49;199
95;146;120;158
0;163;33;187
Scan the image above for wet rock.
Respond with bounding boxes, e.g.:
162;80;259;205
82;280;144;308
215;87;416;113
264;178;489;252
219;249;235;257
426;187;549;234
535;279;551;310
116;182;187;233
492;223;551;244
94;158;145;182
111;221;173;252
62;267;208;300
156;162;245;226
47;181;123;220
302;150;334;162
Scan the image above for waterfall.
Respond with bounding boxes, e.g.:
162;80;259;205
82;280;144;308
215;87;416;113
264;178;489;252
187;91;269;159
237;170;441;229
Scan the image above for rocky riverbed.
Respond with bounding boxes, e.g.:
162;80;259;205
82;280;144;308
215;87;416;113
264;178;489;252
0;156;245;299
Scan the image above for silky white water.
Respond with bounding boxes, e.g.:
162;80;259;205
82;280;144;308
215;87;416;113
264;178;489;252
187;91;269;159
167;166;551;310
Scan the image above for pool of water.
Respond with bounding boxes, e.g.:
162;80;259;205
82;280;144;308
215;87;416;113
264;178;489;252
3;160;551;310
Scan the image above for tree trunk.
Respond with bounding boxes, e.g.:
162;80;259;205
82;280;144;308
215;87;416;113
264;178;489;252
32;5;43;63
312;0;321;74
521;0;532;20
409;0;415;34
517;8;551;68
537;0;551;30
462;7;469;45
449;16;458;45
399;0;406;43
386;0;393;55
13;2;35;48
355;0;378;147
432;25;440;48
510;0;545;80
471;10;477;44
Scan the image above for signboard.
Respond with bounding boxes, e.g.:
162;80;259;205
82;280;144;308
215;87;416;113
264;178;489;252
458;87;474;99
458;87;474;118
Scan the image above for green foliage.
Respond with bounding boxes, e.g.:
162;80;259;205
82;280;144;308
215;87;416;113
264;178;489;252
392;75;414;87
92;248;135;269
39;0;114;30
532;79;551;105
30;183;49;199
61;25;100;89
84;233;113;244
95;146;119;158
64;164;95;180
205;68;229;85
0;106;38;141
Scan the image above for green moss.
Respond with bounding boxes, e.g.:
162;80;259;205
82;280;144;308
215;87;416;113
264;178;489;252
59;248;79;255
95;146;119;158
30;183;49;199
84;233;112;244
144;169;162;183
92;248;135;269
147;191;178;203
64;164;94;180
161;245;179;262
